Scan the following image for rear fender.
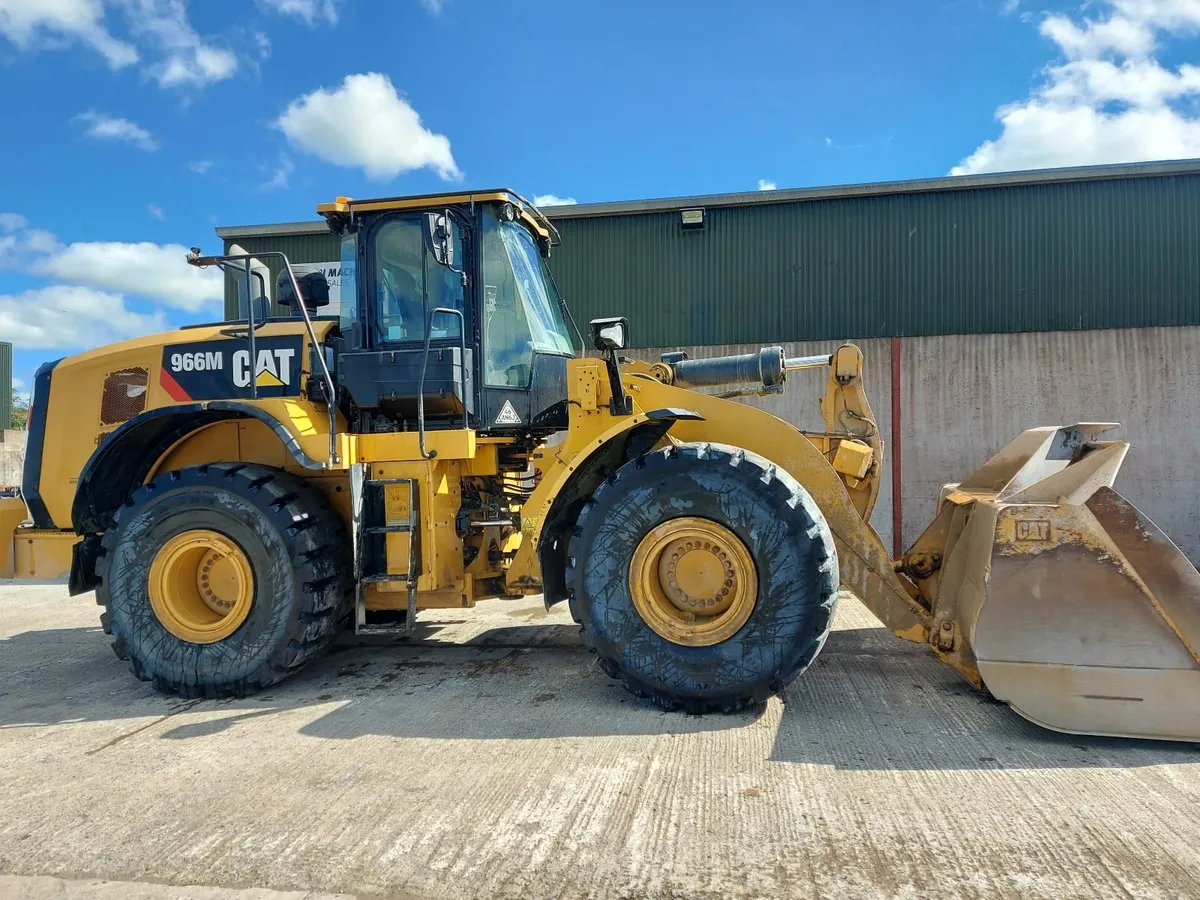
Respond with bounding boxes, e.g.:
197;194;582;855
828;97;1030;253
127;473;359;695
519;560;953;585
71;402;323;534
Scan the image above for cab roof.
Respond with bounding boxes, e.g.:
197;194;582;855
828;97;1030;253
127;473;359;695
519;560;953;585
317;188;559;244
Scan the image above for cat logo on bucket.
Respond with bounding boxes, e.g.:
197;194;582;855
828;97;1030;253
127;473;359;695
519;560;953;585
1015;519;1052;542
159;336;304;401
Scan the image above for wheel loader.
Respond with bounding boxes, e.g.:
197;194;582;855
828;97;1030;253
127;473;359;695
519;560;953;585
2;188;1198;741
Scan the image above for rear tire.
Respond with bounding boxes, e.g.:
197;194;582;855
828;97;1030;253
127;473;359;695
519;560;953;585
567;443;838;713
96;462;351;698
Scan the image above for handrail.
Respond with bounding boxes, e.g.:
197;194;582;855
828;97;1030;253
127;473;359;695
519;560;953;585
416;307;468;461
186;249;340;467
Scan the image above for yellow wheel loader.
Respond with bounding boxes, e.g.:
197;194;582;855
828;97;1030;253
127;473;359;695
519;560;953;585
2;189;1198;740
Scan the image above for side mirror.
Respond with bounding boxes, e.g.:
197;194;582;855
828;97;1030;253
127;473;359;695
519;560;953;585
277;269;331;310
424;211;455;269
590;317;629;352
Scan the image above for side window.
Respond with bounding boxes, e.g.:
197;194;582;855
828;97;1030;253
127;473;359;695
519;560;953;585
373;216;463;344
338;233;358;331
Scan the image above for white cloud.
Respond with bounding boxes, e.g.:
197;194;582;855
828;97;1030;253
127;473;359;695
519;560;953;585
11;377;25;390
0;0;139;68
1002;0;1020;13
277;72;460;180
757;179;777;191
148;203;166;221
533;194;577;207
1;1;237;89
263;156;294;190
74;110;159;150
0;285;166;350
0;213;27;232
421;0;446;13
119;0;237;88
0;216;216;351
23;230;61;254
954;0;1200;174
0;226;60;268
258;0;341;24
35;240;222;312
189;159;213;174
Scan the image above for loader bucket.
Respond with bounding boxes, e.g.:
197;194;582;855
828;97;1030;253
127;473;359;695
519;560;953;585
904;424;1200;742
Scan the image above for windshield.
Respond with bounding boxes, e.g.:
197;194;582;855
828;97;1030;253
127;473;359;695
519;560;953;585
481;208;573;386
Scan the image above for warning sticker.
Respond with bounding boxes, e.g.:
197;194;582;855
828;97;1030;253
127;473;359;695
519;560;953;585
495;400;522;425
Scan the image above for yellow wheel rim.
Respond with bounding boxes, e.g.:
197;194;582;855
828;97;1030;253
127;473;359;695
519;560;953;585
629;517;758;647
148;530;254;644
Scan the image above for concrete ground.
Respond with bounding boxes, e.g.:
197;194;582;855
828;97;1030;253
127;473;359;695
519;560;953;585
0;584;1198;900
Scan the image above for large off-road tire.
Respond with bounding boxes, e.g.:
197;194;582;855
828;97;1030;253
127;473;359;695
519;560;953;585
567;442;838;713
96;462;352;698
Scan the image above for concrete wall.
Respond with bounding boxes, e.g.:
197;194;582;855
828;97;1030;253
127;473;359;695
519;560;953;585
0;429;24;489
902;326;1200;560
633;325;1200;564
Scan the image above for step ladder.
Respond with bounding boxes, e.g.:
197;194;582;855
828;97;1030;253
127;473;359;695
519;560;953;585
352;466;420;636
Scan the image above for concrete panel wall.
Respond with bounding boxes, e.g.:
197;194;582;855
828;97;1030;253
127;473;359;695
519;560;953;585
902;326;1200;560
0;430;24;489
629;339;895;553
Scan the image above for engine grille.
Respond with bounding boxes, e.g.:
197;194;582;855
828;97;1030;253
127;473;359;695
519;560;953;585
99;367;149;427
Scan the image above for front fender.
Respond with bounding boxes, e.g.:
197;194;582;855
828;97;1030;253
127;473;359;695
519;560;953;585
506;408;702;601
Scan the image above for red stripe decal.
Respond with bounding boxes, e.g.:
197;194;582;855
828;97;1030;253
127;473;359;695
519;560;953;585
159;367;191;402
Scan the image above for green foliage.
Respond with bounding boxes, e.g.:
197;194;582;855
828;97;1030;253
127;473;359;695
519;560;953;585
10;389;28;430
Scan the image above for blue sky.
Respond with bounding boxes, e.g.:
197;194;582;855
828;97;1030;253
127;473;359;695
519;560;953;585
3;0;1200;392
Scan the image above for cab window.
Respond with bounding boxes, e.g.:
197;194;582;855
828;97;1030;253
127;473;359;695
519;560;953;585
373;216;463;344
481;208;573;387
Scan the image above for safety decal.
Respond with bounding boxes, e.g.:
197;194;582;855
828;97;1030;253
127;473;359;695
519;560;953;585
494;400;522;425
159;336;304;401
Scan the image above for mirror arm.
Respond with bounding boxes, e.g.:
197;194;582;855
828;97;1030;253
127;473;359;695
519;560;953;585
605;348;632;416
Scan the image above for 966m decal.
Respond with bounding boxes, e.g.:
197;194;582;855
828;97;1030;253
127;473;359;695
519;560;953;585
159;336;304;401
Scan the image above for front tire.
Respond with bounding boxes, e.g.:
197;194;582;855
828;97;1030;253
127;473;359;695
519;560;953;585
567;443;838;713
96;462;351;698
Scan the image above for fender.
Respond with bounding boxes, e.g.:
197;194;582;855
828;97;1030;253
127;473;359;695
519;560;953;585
71;401;323;534
506;407;703;603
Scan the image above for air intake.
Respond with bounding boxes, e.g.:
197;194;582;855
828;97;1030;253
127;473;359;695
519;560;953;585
99;367;149;426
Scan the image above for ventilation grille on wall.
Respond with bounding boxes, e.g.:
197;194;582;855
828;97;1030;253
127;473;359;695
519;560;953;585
99;367;149;427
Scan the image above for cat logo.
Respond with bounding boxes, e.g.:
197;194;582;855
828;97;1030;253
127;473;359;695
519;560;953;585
159;335;304;402
1015;519;1052;541
495;400;522;425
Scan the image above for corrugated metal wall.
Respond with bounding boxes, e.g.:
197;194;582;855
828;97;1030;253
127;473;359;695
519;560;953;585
222;233;340;318
547;173;1200;347
0;341;11;428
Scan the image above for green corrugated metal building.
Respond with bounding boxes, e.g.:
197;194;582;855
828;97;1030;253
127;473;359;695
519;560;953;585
218;159;1200;346
0;341;12;429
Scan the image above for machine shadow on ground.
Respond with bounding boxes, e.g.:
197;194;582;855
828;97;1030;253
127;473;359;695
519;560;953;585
1;617;1197;770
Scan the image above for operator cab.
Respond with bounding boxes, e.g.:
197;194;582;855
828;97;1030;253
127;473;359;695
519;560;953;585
318;190;578;439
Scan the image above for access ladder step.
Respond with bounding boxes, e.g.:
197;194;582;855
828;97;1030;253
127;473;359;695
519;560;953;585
365;524;413;534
